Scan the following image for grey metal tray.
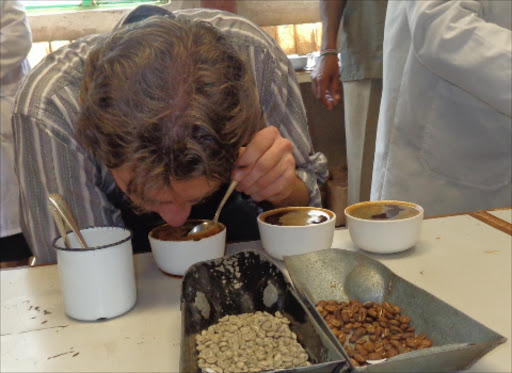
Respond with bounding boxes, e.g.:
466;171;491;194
284;248;506;372
180;250;350;373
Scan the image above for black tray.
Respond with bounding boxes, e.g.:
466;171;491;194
180;250;349;373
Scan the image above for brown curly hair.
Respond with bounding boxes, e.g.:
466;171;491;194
77;15;263;203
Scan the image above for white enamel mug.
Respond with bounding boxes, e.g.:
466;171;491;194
52;226;137;321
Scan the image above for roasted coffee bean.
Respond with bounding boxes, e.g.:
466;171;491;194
324;305;338;313
384;310;395;319
357;309;367;321
354;354;366;364
338;333;347;345
386;348;398;358
341;310;352;323
354;344;367;356
389;319;400;326
389;339;402;348
420;339;433;348
366;324;376;334
389;334;402;341
345;345;355;358
375;325;383;336
382;328;391;338
330;318;342;328
390;325;403;334
364;341;375;353
367;352;383;360
406;338;419;348
399;315;411;324
363;301;374;308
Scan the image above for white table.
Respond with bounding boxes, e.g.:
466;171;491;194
1;211;511;373
487;208;512;224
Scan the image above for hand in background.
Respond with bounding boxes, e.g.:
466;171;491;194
311;54;341;110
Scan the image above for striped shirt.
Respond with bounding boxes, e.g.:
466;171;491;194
13;8;328;264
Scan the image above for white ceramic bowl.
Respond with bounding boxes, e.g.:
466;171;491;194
344;200;424;254
148;220;226;276
257;206;336;260
288;54;308;71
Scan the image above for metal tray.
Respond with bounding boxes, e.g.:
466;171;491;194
180;250;349;373
284;249;506;372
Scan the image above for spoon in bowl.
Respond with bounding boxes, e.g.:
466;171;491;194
48;193;88;249
188;180;238;236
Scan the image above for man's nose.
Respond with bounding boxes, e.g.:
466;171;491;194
156;204;192;227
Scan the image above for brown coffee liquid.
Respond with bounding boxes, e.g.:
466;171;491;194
151;221;222;241
264;209;330;226
350;203;420;220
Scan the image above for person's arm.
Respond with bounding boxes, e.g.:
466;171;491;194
311;0;346;109
235;46;328;208
11;44;127;265
234;126;311;207
13;112;124;264
0;0;32;80
200;10;329;208
406;0;511;116
320;0;345;52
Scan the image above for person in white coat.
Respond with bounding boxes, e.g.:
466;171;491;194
371;0;511;217
1;0;32;262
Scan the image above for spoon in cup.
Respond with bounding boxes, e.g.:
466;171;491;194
188;180;238;236
48;193;88;249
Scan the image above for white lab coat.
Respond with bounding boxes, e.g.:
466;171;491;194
1;0;32;237
371;0;512;217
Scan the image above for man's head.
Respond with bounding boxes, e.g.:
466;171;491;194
77;14;263;214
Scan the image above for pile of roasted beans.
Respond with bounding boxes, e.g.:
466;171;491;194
315;299;433;367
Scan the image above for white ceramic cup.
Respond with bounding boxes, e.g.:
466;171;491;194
344;200;424;254
257;207;336;261
52;226;137;321
148;222;226;276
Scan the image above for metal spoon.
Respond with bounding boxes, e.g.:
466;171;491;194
48;193;88;249
188;180;238;236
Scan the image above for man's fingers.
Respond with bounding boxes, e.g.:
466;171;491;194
235;127;279;170
243;153;294;196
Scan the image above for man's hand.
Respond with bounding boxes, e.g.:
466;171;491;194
232;126;309;206
311;54;341;110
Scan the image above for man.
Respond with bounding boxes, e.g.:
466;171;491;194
1;0;32;263
372;0;511;216
13;5;328;264
311;0;387;205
